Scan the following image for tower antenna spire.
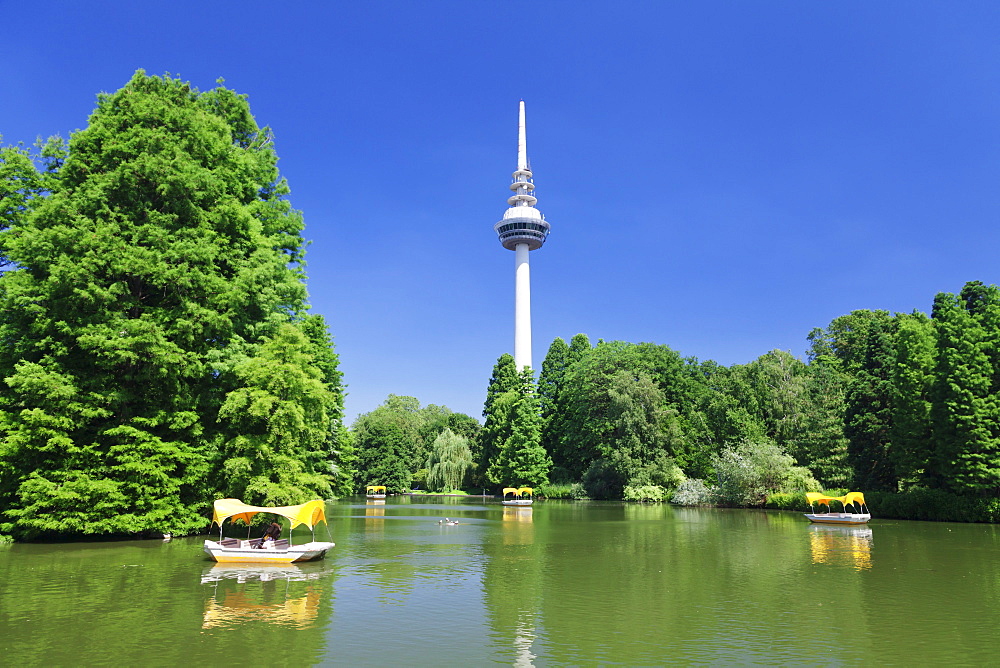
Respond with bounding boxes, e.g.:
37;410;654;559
493;101;551;371
517;100;528;173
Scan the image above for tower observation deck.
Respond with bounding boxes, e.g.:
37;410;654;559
494;103;551;250
495;101;550;371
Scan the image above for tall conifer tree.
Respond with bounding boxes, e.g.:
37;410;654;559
843;313;897;491
891;311;936;487
485;368;550;487
0;72;344;537
931;282;1000;494
538;337;569;468
478;353;521;475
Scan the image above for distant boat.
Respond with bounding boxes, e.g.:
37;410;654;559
804;492;871;525
502;487;534;506
203;499;334;563
366;485;387;500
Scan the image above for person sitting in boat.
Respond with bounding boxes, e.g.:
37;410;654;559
255;522;281;548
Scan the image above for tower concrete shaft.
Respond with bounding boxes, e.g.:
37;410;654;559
494;101;550;371
514;243;532;370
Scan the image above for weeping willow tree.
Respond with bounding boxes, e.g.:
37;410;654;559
426;428;473;493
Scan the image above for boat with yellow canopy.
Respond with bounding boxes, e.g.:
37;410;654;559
804;492;871;525
365;485;387;500
501;487;534;506
204;499;334;563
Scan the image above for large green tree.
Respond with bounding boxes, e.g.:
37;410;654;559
350;395;478;492
809;310;897;491
931;282;1000;495
214;323;339;505
891;311;936;488
843;312;897;491
478;353;522;477
539;334;591;481
426;427;474;493
484;368;551;488
793;360;850;488
351;395;424;493
0;72;344;538
555;340;700;480
600;368;682;494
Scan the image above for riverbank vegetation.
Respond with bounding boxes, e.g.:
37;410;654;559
529;280;1000;520
356;282;1000;523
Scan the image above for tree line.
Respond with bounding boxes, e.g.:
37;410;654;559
354;281;1000;508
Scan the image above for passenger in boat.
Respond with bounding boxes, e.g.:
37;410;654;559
255;522;282;548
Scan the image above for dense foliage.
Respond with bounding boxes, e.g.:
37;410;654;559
425;428;473;493
351;394;480;493
352;279;1000;520
457;280;999;513
0;72;346;539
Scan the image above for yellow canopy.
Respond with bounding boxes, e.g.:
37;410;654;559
518;487;534;496
211;499;328;530
806;492;867;508
843;492;867;508
366;485;386;493
502;487;520;496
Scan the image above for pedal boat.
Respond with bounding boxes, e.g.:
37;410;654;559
204;499;334;563
366;485;387;500
804;492;871;525
501;487;534;506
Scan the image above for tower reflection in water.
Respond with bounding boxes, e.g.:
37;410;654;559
200;563;332;629
808;524;874;570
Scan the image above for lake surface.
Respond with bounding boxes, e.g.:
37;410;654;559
2;498;999;666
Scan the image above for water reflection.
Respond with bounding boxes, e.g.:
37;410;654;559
808;524;874;571
366;501;386;518
513;616;538;668
503;506;534;522
200;563;332;629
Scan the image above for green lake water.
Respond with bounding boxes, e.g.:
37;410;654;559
2;498;999;666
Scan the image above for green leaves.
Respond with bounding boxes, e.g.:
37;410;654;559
215;323;337;505
426;428;473;492
931;283;1000;494
0;72;346;538
351;395;479;493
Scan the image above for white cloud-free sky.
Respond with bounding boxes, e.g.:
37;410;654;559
3;2;999;422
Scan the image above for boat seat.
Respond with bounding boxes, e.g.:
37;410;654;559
220;538;240;548
273;539;290;549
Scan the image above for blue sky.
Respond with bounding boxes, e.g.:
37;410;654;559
3;2;999;423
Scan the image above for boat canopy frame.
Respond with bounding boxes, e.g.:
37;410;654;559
210;499;328;543
806;492;868;513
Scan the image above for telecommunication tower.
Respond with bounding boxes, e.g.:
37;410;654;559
493;101;551;371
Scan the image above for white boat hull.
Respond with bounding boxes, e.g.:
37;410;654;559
804;512;871;525
502;500;533;506
203;540;334;563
